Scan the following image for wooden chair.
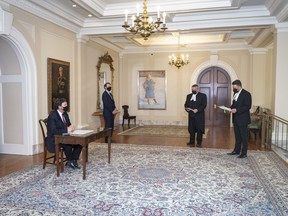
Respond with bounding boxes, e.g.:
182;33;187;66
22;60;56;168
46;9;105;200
39;118;65;170
122;105;136;127
248;113;262;140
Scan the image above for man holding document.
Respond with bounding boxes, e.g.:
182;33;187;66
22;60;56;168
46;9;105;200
226;80;252;158
184;84;207;147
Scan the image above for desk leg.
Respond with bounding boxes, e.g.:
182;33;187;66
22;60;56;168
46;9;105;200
108;136;111;164
56;143;60;177
82;145;87;180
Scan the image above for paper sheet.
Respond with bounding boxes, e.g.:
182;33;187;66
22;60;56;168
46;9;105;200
218;105;231;111
71;130;94;135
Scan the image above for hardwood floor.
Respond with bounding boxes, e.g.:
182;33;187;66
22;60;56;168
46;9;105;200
0;125;261;178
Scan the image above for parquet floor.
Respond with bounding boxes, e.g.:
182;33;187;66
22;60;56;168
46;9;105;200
0;125;262;177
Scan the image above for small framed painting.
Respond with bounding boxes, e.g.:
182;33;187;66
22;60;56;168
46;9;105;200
47;58;70;112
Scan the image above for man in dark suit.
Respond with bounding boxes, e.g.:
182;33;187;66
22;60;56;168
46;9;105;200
47;98;82;169
102;82;117;142
184;84;207;147
227;80;252;158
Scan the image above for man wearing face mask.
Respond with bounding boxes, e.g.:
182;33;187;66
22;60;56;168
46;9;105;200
102;82;118;143
47;98;82;169
184;84;207;147
227;80;252;158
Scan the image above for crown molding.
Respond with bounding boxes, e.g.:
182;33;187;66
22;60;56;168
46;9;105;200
119;40;252;54
275;22;288;32
2;0;81;33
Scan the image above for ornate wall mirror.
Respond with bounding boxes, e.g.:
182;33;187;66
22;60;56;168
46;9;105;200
96;52;114;110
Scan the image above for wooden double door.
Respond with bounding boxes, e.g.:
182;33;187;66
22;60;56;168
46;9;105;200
197;67;231;127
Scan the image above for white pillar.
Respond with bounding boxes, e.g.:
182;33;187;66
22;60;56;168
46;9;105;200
249;48;267;107
274;23;288;119
75;35;89;128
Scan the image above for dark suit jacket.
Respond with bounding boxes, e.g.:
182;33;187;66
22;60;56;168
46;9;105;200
46;110;71;153
102;91;116;127
184;92;207;132
230;89;252;126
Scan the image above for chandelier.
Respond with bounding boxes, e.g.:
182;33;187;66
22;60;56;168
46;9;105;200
169;35;189;69
122;0;167;40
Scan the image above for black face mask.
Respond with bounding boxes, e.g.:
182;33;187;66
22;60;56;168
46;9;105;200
192;91;197;94
63;106;69;112
107;87;112;91
233;88;238;93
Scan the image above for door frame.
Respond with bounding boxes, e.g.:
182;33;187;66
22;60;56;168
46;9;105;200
0;27;38;155
191;60;238;127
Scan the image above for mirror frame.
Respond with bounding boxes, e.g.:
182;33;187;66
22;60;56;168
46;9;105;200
96;52;114;110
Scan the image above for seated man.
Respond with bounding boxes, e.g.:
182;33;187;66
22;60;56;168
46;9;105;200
46;98;82;169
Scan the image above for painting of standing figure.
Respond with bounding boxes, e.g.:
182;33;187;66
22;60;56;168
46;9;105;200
138;70;166;110
47;58;70;112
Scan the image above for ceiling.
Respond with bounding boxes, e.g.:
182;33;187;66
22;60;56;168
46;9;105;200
2;0;288;53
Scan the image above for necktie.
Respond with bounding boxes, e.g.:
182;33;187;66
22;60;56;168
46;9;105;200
62;115;67;127
109;92;113;100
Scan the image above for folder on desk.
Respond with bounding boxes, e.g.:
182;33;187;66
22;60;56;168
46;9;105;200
71;130;94;135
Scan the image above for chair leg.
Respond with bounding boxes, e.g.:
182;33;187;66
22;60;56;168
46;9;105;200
134;118;136;125
43;148;47;169
60;148;64;172
122;118;124;126
128;119;130;127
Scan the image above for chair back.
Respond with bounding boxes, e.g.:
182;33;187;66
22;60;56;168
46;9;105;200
39;118;48;145
122;105;130;117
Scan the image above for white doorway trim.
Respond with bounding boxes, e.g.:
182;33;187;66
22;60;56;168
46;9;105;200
0;27;38;155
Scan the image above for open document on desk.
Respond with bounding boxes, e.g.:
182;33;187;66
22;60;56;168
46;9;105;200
71;130;94;135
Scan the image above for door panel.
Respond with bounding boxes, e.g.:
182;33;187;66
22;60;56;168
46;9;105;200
198;67;231;127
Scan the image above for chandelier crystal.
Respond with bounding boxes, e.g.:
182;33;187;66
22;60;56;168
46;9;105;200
169;35;189;69
122;0;167;40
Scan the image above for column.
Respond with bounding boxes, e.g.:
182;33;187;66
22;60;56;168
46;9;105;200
274;23;288;119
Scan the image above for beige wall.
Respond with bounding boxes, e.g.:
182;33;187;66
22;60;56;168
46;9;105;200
119;49;272;125
1;5;283;155
6;6;119;153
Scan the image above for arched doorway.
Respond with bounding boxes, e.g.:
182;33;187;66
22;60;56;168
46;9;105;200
0;28;37;155
197;66;231;127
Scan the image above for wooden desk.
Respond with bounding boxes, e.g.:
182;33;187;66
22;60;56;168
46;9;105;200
54;128;112;180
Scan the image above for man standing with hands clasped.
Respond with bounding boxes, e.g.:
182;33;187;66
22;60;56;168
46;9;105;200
102;82;118;143
185;84;207;147
227;80;252;158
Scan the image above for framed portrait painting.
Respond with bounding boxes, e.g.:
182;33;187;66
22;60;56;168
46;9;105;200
47;58;70;112
138;70;166;110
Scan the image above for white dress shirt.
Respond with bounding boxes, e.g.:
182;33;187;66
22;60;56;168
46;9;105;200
233;88;242;101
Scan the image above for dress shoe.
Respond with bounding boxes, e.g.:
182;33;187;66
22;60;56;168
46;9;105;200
73;161;81;169
196;144;202;148
238;154;247;158
65;161;76;169
227;151;240;155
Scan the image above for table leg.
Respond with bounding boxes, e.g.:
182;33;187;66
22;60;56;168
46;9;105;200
108;136;111;164
56;143;60;177
82;145;87;180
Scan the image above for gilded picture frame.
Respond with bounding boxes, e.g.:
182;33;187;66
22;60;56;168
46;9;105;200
47;58;70;112
138;70;166;110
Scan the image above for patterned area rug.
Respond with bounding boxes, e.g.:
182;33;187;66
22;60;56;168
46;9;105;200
118;125;208;138
1;144;288;215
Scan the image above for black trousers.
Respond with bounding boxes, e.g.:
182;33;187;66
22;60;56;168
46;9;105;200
233;123;249;155
188;117;203;144
60;144;82;162
104;113;114;142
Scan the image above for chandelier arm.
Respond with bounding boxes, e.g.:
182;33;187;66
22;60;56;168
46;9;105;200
122;0;167;40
